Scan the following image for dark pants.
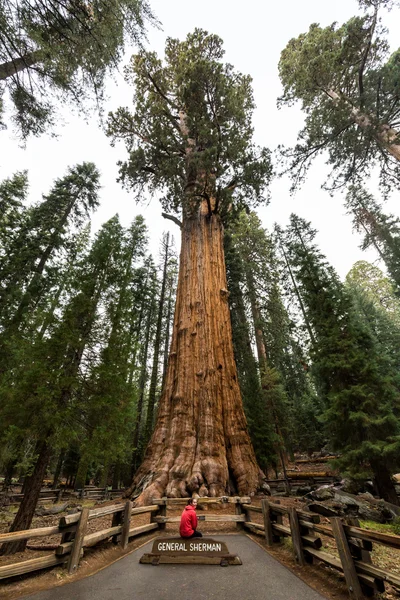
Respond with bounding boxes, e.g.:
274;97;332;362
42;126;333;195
186;530;203;538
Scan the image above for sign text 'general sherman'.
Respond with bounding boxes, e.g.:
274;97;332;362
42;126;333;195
156;541;222;552
140;537;242;566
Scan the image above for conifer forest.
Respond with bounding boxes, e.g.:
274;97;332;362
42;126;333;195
1;0;400;558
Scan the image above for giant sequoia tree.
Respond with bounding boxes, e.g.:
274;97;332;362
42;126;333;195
107;30;272;502
278;0;400;192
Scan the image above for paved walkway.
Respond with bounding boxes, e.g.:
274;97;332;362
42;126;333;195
24;535;326;600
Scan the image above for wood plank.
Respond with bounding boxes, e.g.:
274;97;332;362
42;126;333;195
289;507;305;566
330;517;364;599
245;505;262;514
59;503;125;527
153;514;246;523
243;521;264;532
302;534;322;549
84;526;122;547
354;561;400;589
304;547;342;570
343;525;400;550
269;503;289;516
304;548;386;593
128;523;159;538
261;499;274;547
121;501;133;550
0;525;65;544
272;523;291;537
68;507;89;574
0;554;67;579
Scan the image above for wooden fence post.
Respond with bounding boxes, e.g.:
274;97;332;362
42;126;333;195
159;497;167;531
67;507;89;575
261;499;274;547
120;501;133;550
235;497;244;530
289;507;305;566
345;517;380;597
330;517;364;600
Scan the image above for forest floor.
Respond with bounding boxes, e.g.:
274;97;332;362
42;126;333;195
0;459;399;599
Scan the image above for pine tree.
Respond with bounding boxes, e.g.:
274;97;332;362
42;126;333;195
108;29;272;501
224;227;277;473
278;1;400;193
0;0;154;137
346;186;400;292
144;232;176;447
0;215;124;553
282;214;400;504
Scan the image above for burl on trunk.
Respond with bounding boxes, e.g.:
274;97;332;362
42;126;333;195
127;200;263;503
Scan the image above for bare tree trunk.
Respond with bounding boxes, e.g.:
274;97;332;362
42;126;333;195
0;441;51;555
126;201;263;503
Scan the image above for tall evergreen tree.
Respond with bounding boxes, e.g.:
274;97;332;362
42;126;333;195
224;227;277;473
346;186;400;293
144;232;175;446
282;214;400;504
0;215;124;553
278;0;400;193
107;29;272;502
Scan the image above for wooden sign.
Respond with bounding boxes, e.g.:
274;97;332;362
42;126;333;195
140;537;242;566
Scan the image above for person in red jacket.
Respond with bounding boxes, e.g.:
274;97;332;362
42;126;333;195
179;498;203;538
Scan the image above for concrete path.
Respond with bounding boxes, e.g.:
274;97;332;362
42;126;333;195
24;535;326;600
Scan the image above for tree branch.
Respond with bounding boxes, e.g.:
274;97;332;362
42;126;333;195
162;212;182;228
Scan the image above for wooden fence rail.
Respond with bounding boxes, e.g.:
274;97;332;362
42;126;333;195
0;501;160;580
243;500;400;598
1;495;400;598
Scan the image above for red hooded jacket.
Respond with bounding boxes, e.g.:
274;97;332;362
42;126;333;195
179;504;198;537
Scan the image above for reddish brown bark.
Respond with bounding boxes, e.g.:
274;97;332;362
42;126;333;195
127;201;263;503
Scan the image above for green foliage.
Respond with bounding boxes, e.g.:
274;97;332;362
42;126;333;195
281;214;400;485
224;227;277;469
0;0;154;137
346;186;400;293
278;1;400;192
107;29;272;216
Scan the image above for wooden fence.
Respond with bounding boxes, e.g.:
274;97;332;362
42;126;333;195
242;500;400;599
1;495;400;599
1;486;122;506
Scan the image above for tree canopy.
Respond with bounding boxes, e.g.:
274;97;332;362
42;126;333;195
107;28;272;217
278;0;400;193
0;0;155;138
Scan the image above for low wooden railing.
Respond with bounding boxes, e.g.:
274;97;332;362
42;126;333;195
243;500;400;599
1;495;400;599
0;501;159;579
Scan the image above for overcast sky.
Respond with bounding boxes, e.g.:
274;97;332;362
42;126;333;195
1;0;400;276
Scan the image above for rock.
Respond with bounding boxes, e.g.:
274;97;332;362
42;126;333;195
260;481;271;496
313;487;335;501
35;502;70;516
296;486;313;496
307;502;340;517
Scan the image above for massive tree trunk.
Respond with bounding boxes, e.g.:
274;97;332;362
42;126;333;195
126;201;263;503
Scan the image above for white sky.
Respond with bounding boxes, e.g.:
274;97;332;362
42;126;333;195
1;0;400;277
